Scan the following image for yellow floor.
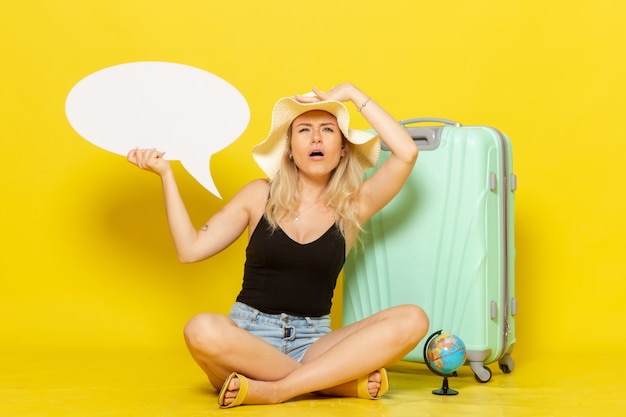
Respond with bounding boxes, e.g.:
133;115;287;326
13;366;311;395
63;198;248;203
1;349;623;416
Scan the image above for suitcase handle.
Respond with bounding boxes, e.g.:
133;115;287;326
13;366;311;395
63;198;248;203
381;118;458;152
400;117;462;127
381;118;454;152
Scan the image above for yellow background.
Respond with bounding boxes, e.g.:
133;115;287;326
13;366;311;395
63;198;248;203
1;0;625;360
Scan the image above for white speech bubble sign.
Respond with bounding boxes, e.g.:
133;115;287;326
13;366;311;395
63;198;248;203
65;61;250;198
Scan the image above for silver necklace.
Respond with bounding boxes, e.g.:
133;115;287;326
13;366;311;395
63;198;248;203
294;199;322;221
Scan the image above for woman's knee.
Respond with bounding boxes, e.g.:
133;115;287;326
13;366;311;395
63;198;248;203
393;304;430;343
183;313;231;355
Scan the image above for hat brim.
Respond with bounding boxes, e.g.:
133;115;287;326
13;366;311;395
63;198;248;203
252;96;380;179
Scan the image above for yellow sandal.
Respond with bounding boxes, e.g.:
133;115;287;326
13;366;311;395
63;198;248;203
218;372;249;408
357;368;389;399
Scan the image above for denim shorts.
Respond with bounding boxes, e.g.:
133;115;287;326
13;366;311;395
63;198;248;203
228;302;331;362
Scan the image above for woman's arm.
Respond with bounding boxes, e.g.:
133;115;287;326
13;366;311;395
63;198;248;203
354;90;418;222
127;149;264;263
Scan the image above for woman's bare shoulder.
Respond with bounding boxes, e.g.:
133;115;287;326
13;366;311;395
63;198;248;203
229;178;269;213
238;178;270;197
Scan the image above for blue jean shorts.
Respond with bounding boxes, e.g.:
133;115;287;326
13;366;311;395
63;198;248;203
228;302;331;362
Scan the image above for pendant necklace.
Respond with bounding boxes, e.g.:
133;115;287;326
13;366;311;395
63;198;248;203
294;199;322;221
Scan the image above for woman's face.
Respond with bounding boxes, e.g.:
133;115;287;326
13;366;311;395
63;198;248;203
289;110;344;179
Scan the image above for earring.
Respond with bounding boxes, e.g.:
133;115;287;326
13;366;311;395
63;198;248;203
288;152;293;160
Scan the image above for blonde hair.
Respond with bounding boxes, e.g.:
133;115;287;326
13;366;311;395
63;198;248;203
264;132;365;239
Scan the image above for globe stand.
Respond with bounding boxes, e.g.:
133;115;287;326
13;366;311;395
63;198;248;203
423;330;462;396
432;375;458;396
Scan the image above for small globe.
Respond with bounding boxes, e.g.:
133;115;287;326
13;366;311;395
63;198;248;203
425;332;467;375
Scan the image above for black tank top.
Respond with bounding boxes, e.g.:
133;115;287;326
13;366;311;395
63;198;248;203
236;215;346;317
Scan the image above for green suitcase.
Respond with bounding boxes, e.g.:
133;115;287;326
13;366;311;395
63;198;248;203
343;118;516;383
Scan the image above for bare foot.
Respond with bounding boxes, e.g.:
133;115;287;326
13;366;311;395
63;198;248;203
314;369;388;398
220;376;242;407
366;370;383;398
219;374;282;407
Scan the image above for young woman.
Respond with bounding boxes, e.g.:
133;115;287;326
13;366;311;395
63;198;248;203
127;83;429;408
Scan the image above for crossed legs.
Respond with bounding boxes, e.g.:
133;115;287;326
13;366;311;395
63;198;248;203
183;304;429;406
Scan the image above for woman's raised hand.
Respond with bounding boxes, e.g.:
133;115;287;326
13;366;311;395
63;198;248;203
127;148;171;176
295;83;361;104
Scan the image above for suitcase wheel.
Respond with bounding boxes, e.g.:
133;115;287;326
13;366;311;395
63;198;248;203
498;354;515;374
470;362;492;383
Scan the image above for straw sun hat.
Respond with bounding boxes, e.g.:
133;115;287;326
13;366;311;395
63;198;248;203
252;95;380;179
